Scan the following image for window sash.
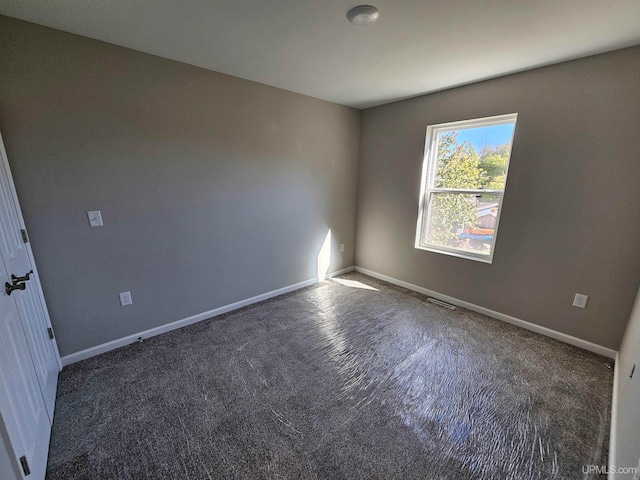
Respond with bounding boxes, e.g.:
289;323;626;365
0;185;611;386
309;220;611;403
419;191;505;260
427;188;504;195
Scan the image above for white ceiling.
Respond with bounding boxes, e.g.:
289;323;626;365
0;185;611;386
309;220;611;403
2;0;640;109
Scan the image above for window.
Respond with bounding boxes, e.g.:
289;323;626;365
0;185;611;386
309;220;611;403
415;113;517;263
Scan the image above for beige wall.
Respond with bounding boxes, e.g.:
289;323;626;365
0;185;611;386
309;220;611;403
0;16;360;357
356;47;640;350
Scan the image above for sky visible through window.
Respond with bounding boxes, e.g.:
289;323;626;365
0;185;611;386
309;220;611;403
456;124;514;151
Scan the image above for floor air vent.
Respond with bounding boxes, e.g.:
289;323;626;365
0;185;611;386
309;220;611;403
427;297;456;309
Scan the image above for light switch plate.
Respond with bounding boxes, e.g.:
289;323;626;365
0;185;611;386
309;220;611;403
87;210;103;227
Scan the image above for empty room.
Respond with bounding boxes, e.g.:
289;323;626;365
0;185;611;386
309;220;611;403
1;1;640;479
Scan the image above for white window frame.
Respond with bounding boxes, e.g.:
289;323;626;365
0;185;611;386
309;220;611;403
415;113;518;264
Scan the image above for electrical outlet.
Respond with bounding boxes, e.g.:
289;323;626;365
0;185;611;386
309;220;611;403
119;291;132;306
87;210;103;227
572;293;588;308
340;244;345;253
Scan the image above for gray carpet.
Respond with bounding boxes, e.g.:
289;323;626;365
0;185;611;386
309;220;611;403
46;272;613;479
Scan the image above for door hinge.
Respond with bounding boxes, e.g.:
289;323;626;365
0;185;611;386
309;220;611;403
21;229;29;243
48;327;55;340
19;455;31;476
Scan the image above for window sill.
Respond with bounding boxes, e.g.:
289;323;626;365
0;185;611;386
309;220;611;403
414;243;494;264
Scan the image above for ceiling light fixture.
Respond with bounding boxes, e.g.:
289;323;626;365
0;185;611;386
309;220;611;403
347;5;379;26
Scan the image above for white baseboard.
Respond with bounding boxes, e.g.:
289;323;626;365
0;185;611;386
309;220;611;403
61;266;355;366
609;352;620;479
62;264;613;365
355;266;617;359
327;266;355;278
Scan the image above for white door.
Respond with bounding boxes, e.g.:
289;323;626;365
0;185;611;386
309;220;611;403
0;132;60;420
0;130;60;479
0;295;51;480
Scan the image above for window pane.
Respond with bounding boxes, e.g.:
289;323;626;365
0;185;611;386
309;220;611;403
426;192;501;256
434;124;515;190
